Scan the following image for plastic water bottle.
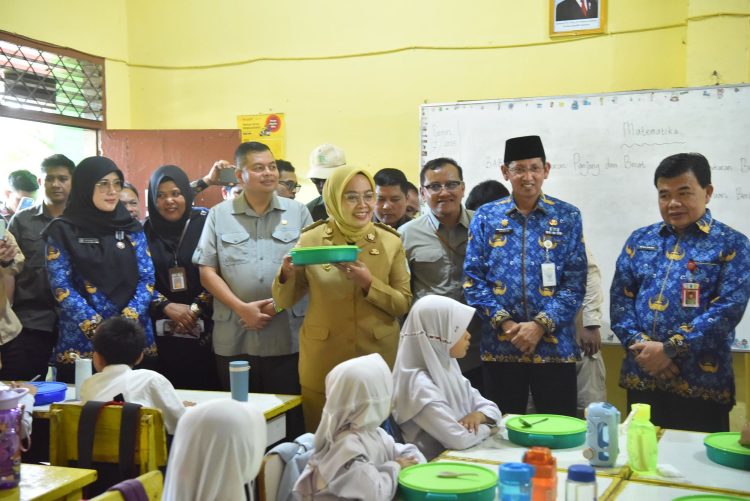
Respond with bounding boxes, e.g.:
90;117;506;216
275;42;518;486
565;465;596;500
499;462;534;501
626;403;658;473
583;402;621;467
522;446;557;500
0;386;29;490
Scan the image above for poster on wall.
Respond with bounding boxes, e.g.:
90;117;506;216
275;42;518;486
236;113;286;160
550;0;606;36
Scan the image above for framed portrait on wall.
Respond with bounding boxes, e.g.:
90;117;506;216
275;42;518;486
550;0;606;36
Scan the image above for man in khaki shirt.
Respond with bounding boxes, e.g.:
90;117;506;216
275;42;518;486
0;232;26;379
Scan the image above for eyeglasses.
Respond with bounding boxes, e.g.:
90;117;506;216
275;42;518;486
122;200;139;207
343;192;375;205
278;180;301;193
95;179;124;193
422;181;463;194
507;165;544;176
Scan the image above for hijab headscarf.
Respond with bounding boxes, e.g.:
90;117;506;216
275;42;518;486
43;156;142;309
322;166;375;242
144;165;206;303
309;353;393;484
162;399;267;501
392;295;477;424
146;165;194;243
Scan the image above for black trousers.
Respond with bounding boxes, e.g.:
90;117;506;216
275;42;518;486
483;362;578;417
0;327;56;381
216;352;304;441
627;389;730;433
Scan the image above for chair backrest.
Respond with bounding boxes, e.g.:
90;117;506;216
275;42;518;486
89;470;164;501
258;453;284;501
49;402;168;474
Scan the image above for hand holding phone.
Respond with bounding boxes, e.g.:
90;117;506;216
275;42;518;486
0;219;6;241
218;165;238;186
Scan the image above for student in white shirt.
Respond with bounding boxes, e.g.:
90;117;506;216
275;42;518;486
392;295;502;460
163;399;267;501
293;353;425;501
80;316;190;434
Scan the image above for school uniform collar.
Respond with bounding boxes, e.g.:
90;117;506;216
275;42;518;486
101;364;132;375
658;209;714;236
231;192;283;217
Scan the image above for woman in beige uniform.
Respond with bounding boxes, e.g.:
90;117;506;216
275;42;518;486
273;166;411;431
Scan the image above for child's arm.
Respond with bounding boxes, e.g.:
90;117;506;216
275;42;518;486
326;457;401;501
411;399;492;451
147;373;186;434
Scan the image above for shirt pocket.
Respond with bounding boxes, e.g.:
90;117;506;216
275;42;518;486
303;323;329;341
218;232;251;266
271;227;301;263
411;247;446;281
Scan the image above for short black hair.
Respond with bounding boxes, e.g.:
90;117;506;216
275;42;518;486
406;182;418;194
420;158;463;186
654;153;711;188
41;154;75;175
93;317;146;366
122;182;139;198
8;170;39;192
234;142;272;166
374;168;409;195
465;180;511;211
276;159;295;173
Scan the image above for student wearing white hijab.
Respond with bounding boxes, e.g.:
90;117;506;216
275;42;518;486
392;295;502;460
294;353;425;500
163;399;267;501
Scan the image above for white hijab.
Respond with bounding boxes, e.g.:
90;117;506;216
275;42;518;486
392;295;477;424
163;399;267;501
309;353;393;484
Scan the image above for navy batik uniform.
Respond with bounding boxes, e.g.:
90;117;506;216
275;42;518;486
464;194;588;363
611;210;750;406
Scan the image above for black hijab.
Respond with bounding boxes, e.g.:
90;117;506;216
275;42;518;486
43;156;142;309
144;165;207;304
146;165;194;243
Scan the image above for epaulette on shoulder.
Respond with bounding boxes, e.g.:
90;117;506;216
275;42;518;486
374;221;401;237
301;219;327;233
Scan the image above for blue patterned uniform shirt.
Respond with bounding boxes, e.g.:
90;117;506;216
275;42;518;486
464;194;587;363
610;210;750;405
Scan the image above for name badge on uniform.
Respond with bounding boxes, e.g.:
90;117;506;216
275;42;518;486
169;266;187;292
78;238;100;244
541;262;557;287
682;282;700;307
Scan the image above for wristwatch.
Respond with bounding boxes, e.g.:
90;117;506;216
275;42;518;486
662;340;677;359
189;303;202;316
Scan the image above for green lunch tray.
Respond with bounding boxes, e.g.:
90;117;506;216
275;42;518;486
290;245;360;265
399;462;498;501
704;432;750;471
506;414;587;449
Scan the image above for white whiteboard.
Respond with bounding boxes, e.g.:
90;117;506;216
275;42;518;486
420;84;750;351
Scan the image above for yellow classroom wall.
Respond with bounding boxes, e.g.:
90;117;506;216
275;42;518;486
2;0;750;428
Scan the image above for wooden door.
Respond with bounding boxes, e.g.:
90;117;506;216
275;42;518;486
101;129;241;214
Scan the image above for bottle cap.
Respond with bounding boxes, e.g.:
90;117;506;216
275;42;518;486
499;462;535;483
631;403;651;421
567;464;596;483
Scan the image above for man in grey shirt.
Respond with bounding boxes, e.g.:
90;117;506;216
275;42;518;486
194;141;312;396
8;154;75;380
399;158;483;390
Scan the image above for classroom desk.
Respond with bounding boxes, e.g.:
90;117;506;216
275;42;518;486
433;457;621;500
610;479;750;500
0;464;97;501
436;416;630;478
629;429;750;497
32;386;302;446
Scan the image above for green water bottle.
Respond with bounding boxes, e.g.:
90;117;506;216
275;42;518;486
627;403;658;473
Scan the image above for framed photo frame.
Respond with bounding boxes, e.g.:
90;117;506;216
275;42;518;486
550;0;606;36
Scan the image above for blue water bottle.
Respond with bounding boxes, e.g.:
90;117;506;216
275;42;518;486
498;462;534;501
583;402;621;467
229;361;250;401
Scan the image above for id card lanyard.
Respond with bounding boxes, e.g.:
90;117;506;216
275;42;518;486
541;239;556;287
168;219;191;292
